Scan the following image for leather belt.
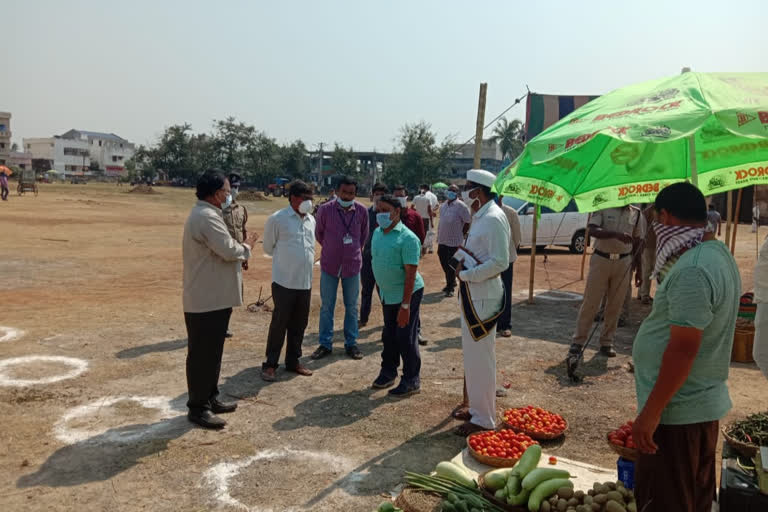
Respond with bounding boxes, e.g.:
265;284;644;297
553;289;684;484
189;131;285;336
594;250;631;260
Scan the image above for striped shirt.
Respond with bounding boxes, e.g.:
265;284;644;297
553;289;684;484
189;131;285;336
315;199;369;278
437;199;471;247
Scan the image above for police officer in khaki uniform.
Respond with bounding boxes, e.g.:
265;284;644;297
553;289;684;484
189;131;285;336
569;205;646;358
222;173;250;338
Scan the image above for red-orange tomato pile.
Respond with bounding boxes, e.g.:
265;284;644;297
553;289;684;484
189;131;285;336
609;420;636;449
503;406;567;435
468;429;537;460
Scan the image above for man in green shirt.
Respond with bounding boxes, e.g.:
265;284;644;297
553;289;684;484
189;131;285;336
632;183;741;512
370;195;425;398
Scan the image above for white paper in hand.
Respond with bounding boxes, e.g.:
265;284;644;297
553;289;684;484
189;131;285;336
454;248;478;269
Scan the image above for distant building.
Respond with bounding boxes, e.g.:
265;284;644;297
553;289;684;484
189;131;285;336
24;137;91;175
24;129;136;177
445;139;504;178
0;111;11;165
8;151;32;170
59;129;135;176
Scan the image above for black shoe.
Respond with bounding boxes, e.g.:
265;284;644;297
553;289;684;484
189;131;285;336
225;332;233;338
372;375;396;389
188;410;226;429
310;346;332;360
618;317;627;328
388;381;421;398
594;312;604;322
600;346;617;357
568;343;583;356
444;290;454;298
359;320;368;328
418;333;428;346
345;345;363;360
211;400;237;414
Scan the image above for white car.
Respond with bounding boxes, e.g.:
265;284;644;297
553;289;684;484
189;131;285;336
502;197;589;254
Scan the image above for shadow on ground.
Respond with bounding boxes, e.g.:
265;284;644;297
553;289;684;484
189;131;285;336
273;388;390;431
115;338;187;359
16;416;192;488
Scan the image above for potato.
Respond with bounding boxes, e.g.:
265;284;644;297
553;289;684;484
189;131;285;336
575;506;588;512
593;494;608;505
627;502;637;512
558;487;574;500
557;498;568;512
587;489;595;497
606;491;623;503
583;495;593;506
550;496;560;506
597;484;611;494
574;490;585;501
606;482;617;491
605;499;626;512
541;501;551;512
591;504;601;512
567;497;579;507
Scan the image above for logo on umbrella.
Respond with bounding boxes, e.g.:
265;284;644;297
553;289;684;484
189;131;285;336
627;88;679;106
642;125;672;139
547;143;562;153
505;183;522;195
592;193;608;207
707;176;725;191
737;112;757;127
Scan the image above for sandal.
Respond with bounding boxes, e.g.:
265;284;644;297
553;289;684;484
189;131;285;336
451;404;471;421
453;421;486;437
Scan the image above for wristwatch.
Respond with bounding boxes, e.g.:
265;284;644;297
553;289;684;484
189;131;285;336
400;303;410;310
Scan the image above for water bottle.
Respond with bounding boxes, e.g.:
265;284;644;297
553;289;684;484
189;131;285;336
617;456;635;489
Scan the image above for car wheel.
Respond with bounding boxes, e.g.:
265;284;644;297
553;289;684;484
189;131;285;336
570;230;586;254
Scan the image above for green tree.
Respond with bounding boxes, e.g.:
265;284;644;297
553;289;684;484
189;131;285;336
279;140;309;179
385;121;454;186
490;117;525;161
330;143;358;177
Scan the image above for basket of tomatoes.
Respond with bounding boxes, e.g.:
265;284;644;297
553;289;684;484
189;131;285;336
607;420;639;461
466;429;538;468
501;406;568;440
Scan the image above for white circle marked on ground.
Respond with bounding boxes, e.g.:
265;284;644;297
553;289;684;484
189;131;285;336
0;326;24;343
0;355;88;386
514;289;583;301
203;448;358;512
53;395;180;444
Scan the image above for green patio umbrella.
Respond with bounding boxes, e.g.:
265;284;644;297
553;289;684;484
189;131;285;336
494;72;768;212
432;182;449;189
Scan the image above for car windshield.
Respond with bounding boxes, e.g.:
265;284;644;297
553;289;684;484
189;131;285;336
502;196;526;212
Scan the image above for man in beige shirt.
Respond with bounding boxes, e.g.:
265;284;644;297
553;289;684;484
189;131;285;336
183;171;258;430
497;195;522;337
569;205;645;359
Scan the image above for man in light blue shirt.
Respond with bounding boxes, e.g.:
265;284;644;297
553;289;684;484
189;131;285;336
371;195;424;398
632;183;740;512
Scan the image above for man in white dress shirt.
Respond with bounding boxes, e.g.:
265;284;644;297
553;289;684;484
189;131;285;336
183;170;258;429
261;180;317;381
453;169;510;436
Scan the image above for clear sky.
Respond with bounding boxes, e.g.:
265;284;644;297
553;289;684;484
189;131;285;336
3;0;766;151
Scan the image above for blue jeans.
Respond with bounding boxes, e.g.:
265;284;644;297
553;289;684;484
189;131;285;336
319;271;360;349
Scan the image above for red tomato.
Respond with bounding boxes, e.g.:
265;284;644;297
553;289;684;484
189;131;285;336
548;456;558;465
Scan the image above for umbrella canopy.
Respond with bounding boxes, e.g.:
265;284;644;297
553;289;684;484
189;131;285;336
494;72;768;212
0;165;12;176
431;182;449;189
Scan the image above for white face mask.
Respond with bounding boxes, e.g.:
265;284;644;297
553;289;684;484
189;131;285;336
462;188;478;206
396;197;407;208
298;199;313;214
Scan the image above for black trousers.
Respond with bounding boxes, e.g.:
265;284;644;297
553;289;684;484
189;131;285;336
360;255;376;324
263;282;311;370
498;262;514;330
1;186;8;200
437;244;459;291
184;307;232;413
379;288;423;386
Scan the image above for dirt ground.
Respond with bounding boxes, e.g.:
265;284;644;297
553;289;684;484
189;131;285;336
1;183;766;511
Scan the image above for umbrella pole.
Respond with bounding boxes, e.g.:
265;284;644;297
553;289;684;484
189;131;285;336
688;135;699;188
725;190;733;248
756;187;760;260
528;205;539;304
580;214;592;280
731;188;743;255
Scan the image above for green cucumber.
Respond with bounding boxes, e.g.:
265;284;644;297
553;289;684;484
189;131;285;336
494;488;507;500
521;468;572;490
435;462;476;488
484;467;515;491
506;488;531;506
512;444;542;478
527;478;573;512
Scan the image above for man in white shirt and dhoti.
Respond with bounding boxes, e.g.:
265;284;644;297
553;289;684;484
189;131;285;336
452;169;510;436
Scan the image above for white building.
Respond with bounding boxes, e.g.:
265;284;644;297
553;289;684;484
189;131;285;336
60;129;135;176
24;137;91;175
0;111;11;165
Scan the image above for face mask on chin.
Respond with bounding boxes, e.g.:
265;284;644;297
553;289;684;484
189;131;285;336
221;192;233;209
462;188;478;208
298;199;313;214
396;197;407;208
337;197;354;208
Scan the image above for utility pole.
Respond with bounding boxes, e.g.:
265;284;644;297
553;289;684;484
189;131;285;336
316;142;325;189
473;83;488;169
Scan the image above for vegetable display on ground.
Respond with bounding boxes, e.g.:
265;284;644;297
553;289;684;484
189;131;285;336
502;406;568;439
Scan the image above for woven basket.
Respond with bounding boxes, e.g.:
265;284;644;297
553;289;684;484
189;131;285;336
722;427;759;458
466;437;520;468
477;472;527;512
502;420;568;440
394;487;442;512
605;432;639;461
